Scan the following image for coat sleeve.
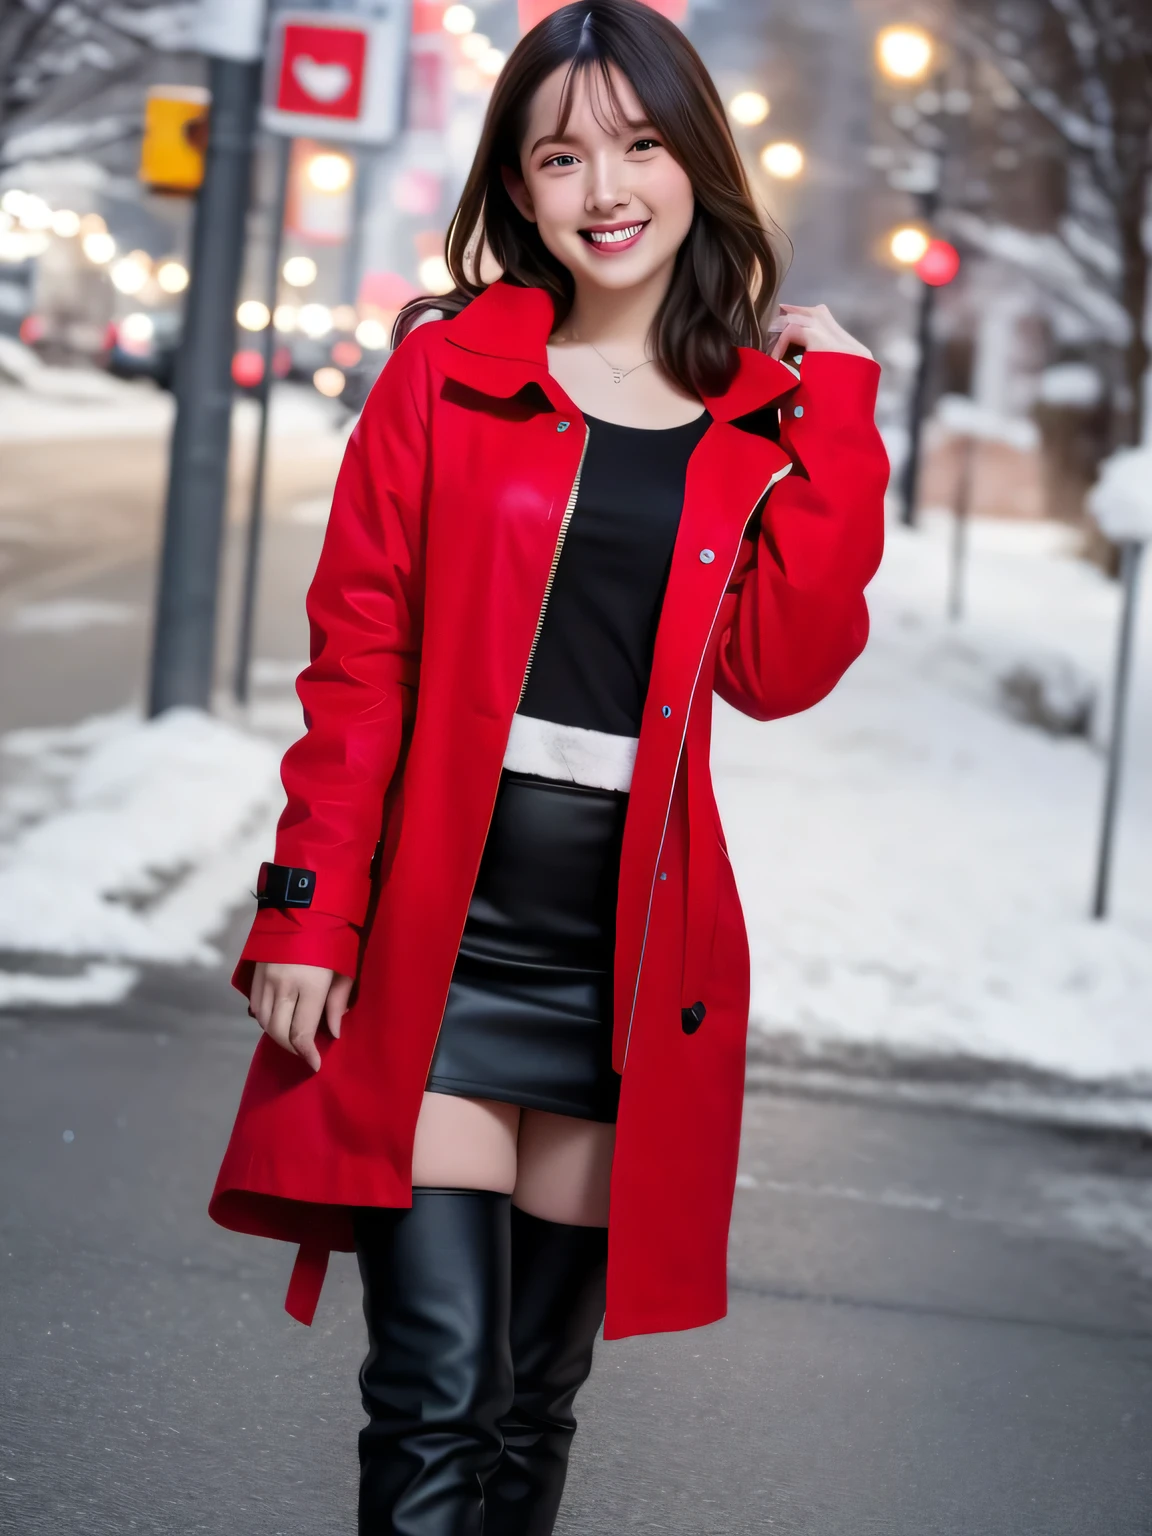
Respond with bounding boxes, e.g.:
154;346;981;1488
232;327;434;995
714;353;888;722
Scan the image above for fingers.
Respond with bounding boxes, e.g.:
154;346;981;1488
767;318;811;360
252;964;336;1073
325;974;354;1041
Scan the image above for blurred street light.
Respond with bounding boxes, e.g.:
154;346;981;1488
443;3;476;33
1;189;26;216
237;299;271;330
79;213;106;236
120;312;155;344
313;366;345;396
17;194;51;230
889;225;930;264
461;31;490;59
111;253;151;294
916;237;961;286
273;303;299;331
82;231;117;265
305;151;354;194
333;303;358;331
760;141;804;179
418;254;453;293
157;259;190;294
51;209;80;238
356;317;390;349
478;46;506;77
876;24;935;83
283;255;317;287
728;91;770;127
298;301;334;338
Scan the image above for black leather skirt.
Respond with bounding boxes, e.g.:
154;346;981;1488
426;769;626;1123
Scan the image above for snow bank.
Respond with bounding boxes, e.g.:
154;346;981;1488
1089;447;1152;542
0;709;280;964
717;513;1152;1087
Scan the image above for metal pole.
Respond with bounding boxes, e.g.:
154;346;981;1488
233;133;292;705
148;51;262;715
947;433;976;621
1091;539;1145;920
899;277;937;528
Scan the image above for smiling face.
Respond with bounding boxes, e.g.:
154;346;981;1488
502;61;696;298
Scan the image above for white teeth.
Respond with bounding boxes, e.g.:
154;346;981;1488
587;223;644;244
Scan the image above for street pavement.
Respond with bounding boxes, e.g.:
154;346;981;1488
2;408;1151;1534
2;921;1151;1536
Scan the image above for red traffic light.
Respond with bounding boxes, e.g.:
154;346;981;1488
915;238;960;287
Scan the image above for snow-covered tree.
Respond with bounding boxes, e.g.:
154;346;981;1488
0;2;195;170
951;0;1152;447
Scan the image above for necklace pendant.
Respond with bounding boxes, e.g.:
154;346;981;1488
612;368;623;385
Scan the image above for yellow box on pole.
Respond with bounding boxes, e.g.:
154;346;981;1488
140;85;211;194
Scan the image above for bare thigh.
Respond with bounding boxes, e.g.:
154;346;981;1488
513;1109;615;1227
411;1091;520;1192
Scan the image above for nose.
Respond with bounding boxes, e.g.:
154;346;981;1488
585;149;631;215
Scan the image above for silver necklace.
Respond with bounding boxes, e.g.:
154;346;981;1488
588;341;655;386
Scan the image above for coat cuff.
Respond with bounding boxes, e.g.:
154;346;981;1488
790;352;881;420
231;908;362;998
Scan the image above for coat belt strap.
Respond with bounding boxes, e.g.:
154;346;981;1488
285;1241;330;1325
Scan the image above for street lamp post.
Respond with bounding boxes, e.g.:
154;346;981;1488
148;0;266;715
875;23;940;530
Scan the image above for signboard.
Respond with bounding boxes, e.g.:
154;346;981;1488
139;85;210;194
517;0;686;30
263;7;411;145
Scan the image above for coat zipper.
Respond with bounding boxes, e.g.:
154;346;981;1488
517;424;590;706
620;459;793;1070
423;421;590;1083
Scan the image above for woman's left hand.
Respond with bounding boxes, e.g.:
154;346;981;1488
767;303;873;362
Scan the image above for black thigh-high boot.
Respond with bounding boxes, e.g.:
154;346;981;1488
352;1188;514;1536
481;1206;609;1536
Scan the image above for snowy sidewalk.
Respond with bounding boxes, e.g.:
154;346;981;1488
717;512;1152;1115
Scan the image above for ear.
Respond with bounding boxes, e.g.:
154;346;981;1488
501;163;537;224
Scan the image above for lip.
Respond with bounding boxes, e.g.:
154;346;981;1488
579;218;650;255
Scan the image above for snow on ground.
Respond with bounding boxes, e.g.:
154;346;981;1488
715;511;1152;1088
0;377;343;443
0;709;279;970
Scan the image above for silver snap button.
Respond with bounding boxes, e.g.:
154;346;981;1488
659;872;668;881
557;420;570;432
661;704;672;718
699;548;715;564
793;405;805;418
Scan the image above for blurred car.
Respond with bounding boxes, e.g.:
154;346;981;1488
102;308;181;389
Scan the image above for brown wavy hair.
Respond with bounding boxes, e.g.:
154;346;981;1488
393;0;786;398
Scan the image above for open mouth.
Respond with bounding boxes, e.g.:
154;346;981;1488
579;220;650;252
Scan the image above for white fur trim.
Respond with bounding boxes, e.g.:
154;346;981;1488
502;714;637;792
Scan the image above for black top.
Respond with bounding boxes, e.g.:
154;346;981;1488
518;409;711;737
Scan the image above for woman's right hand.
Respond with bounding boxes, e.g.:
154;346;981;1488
249;962;354;1073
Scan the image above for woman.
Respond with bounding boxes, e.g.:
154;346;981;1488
210;1;887;1530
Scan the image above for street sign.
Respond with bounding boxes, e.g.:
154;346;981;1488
140;86;210;194
518;0;687;27
262;7;411;145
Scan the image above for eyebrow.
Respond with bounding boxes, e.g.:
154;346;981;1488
530;118;656;156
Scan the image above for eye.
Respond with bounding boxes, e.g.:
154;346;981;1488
630;137;662;153
543;152;579;168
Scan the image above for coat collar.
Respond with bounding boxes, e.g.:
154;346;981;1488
438;278;799;424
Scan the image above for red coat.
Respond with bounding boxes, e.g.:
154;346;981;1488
209;279;887;1337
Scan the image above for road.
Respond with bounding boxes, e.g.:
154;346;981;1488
1;399;1151;1534
2;926;1151;1535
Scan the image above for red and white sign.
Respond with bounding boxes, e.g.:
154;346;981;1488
276;24;367;120
263;7;411;146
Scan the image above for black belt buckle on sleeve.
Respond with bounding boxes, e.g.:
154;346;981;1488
256;862;317;910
